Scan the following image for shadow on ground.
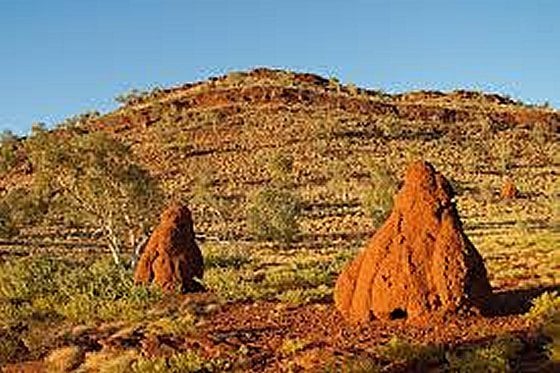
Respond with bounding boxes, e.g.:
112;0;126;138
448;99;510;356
483;284;560;317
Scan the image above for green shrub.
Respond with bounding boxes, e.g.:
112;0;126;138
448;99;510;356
543;311;560;362
377;114;401;138
203;267;261;302
203;243;251;269
280;338;307;356
190;169;231;237
447;335;523;373
267;152;294;183
526;292;560;364
526;291;560;324
336;356;382;373
0;328;28;365
23;128;163;265
361;163;397;227
0;130;19;174
0;255;161;327
375;335;522;372
132;351;208;373
247;186;301;244
247;152;301;244
146;313;196;337
378;336;443;368
57;111;100;130
493;135;516;174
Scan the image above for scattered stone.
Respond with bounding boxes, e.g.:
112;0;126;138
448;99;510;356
81;349;140;372
134;203;204;293
334;161;492;324
2;361;45;373
141;334;177;357
44;346;84;372
101;325;144;350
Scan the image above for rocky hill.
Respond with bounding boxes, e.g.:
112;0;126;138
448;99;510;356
2;68;559;260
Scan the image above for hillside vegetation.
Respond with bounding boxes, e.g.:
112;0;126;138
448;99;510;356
0;68;558;371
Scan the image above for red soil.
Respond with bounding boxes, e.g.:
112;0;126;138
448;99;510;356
187;300;533;372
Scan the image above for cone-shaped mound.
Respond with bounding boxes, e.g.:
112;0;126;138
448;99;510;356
334;161;491;323
134;203;204;293
500;178;518;199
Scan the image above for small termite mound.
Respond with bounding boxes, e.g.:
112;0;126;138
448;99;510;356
134;203;204;293
500;177;519;199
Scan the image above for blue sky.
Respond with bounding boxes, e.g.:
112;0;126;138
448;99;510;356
1;0;558;135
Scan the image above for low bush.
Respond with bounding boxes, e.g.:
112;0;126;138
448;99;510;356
446;335;523;372
526;291;560;364
280;338;307;356
377;336;443;370
132;350;226;373
526;291;560;324
0;255;161;327
0;327;28;366
247;186;301;244
361;163;397;228
202;243;252;269
0;130;19;174
247;152;302;244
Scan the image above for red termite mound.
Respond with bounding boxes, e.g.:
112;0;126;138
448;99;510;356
500;178;518;199
334;161;492;324
134;203;204;293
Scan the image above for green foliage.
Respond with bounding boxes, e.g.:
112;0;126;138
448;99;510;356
203;267;261;302
493;135;516;174
378;336;443;368
190;169;230;237
23;128;163;264
132;351;213;373
247;186;301;244
327;77;341;92
326;355;382;373
543;311;560;362
267;152;295;184
0;194;20;238
115;88;155;106
203;243;251;269
280;338;307;356
361;163;397;227
57;111;100;130
526;292;560;363
0;187;49;237
326;159;353;202
526;291;560;324
247;153;301;244
446;335;523;373
0;255;161;327
0;328;27;366
146;313;196;337
201;243;346;304
377;114;401;138
0;130;19;173
374;335;522;372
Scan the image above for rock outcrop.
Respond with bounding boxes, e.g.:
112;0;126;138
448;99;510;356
334;161;492;323
134;203;204;293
